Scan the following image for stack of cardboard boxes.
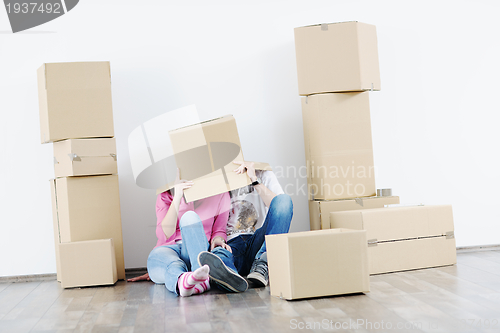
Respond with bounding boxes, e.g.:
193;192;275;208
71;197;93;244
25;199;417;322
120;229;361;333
296;21;399;227
38;61;124;288
266;22;456;300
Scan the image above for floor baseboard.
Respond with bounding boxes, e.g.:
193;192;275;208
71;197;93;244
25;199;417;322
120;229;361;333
0;268;148;284
2;245;499;283
456;244;500;253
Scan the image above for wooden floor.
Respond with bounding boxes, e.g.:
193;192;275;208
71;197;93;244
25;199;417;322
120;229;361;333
2;250;500;332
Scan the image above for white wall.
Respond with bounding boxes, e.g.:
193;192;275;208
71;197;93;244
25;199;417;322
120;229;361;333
1;0;499;277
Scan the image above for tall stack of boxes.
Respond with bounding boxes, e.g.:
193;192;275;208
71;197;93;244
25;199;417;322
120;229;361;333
295;21;399;225
266;22;456;300
38;61;124;288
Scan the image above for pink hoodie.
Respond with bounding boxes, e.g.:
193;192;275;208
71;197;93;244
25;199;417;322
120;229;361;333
154;191;230;248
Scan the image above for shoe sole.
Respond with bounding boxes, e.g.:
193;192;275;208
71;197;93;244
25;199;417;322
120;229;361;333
247;272;267;287
198;252;248;292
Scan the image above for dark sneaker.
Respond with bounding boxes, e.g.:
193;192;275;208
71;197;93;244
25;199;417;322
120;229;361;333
197;251;248;292
247;252;268;287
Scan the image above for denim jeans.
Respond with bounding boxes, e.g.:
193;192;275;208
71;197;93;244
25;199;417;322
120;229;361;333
225;194;293;276
147;211;236;295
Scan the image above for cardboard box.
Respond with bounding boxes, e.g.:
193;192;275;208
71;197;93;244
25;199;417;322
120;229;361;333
330;205;456;274
50;175;125;280
38;61;114;143
53;138;117;177
59;239;117;288
309;196;400;230
266;229;370;300
157;115;271;202
49;180;62;282
302;92;376;200
294;21;380;95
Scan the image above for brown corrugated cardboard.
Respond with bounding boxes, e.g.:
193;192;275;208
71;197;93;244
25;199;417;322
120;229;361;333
156;115;271;203
59;239;117;289
37;62;114;143
266;229;370;300
302;92;376;200
50;175;125;280
330;205;456;274
294;21;381;95
309;196;400;230
53;138;117;177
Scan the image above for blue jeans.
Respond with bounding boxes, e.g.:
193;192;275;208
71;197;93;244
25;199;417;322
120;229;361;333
225;194;293;276
147;211;236;295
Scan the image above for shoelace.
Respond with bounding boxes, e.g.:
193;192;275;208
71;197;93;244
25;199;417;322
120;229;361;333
251;259;268;276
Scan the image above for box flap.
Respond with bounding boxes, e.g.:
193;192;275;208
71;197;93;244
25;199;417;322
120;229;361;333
155;161;272;197
296;21;359;29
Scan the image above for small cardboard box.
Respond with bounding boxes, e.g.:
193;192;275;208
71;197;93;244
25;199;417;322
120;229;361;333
59;239;117;289
302;92;376;200
37;61;114;143
53;138;117;177
266;229;370;300
309;196;400;230
330;205;457;274
50;175;125;280
294;21;381;95
157;115;271;203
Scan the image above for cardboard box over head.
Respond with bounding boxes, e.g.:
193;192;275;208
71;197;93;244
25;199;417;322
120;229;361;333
330;205;457;274
294;21;381;95
302;92;376;200
156;115;271;202
266;228;370;300
38;61;114;143
53;138;117;177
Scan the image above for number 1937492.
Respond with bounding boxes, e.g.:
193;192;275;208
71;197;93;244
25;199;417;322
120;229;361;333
6;2;61;14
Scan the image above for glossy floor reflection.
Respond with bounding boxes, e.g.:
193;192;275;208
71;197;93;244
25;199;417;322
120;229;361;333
1;250;500;332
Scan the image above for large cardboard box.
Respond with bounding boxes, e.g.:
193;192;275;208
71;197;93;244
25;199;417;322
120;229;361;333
50;175;125;280
59;239;117;289
266;229;370;300
302;92;376;200
330;205;456;274
294;21;380;95
37;61;114;143
53;138;117;177
309;195;400;230
157;115;271;202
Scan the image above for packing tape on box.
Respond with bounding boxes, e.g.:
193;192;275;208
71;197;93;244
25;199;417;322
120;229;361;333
377;188;392;197
367;239;378;247
321;23;328;31
53;157;59;165
110;153;117;161
446;231;455;239
68;153;81;162
355;198;364;207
